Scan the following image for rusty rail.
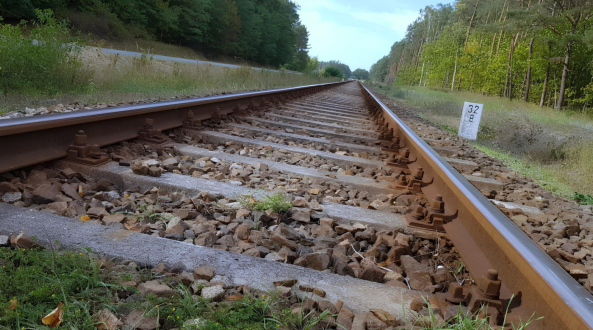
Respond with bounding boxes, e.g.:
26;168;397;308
0;81;346;173
1;78;592;328
361;82;593;330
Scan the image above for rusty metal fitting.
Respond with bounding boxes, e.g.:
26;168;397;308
138;118;169;145
430;195;445;213
144;118;155;129
411;205;425;220
388;153;398;162
401;148;410;158
393;135;401;146
478;269;501;300
410;182;422;192
73;130;88;146
413;167;424;180
382;128;394;139
386;148;414;169
182;110;203;131
404;194;456;232
65;130;109;166
395;175;407;186
445;282;466;305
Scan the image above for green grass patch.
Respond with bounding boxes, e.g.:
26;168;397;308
0;245;337;330
0;246;125;329
472;144;573;198
574;192;593;205
239;193;293;213
371;82;593;198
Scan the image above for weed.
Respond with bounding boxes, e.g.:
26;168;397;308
269;294;337;330
371;84;593;197
0;10;89;96
0;32;337;114
200;293;279;329
282;306;336;330
117;201;174;223
404;295;543;329
574;192;593;205
0;247;123;329
238;193;293;213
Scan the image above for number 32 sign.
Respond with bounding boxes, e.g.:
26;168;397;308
458;102;483;140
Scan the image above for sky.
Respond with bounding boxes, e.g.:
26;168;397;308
295;0;447;72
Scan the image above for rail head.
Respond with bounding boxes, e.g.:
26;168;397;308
360;82;593;330
0;81;350;173
0;81;348;137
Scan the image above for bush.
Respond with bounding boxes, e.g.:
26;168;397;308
321;66;342;78
0;9;88;95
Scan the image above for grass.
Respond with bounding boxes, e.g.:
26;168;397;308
90;37;208;62
372;83;593;199
472;144;574;198
238;193;293;213
0;48;337;115
0;245;339;330
406;296;542;330
0;245;124;329
1;244;546;329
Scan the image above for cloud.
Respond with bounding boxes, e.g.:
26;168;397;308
295;0;421;70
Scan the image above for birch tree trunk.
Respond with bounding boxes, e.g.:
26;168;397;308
524;37;534;102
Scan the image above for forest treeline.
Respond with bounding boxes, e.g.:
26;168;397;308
370;0;593;110
0;0;311;70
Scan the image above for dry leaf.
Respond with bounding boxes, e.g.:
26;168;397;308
377;259;393;267
94;308;122;330
224;294;244;301
42;302;64;328
249;196;256;204
7;298;17;311
10;232;42;249
124;223;140;231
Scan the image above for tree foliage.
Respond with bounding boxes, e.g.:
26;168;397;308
0;9;86;94
370;0;593;110
319;60;351;78
321;66;342;78
0;0;311;69
352;68;369;80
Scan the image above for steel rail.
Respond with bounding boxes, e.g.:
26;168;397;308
0;81;346;173
360;82;593;330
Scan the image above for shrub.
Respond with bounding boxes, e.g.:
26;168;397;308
321;66;342;78
0;9;88;95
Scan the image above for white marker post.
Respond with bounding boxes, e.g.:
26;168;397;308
458;102;484;140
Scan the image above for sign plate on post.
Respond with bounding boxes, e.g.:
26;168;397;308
458;102;483;140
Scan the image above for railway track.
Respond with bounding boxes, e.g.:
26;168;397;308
1;81;592;329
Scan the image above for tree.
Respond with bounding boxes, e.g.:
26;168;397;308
527;0;593;109
319;60;351;77
289;23;310;71
306;56;319;73
0;0;311;69
352;68;369;80
369;56;390;83
321;66;342;78
208;0;241;54
368;0;593;110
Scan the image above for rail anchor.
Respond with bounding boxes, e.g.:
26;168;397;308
65;130;109;166
137;118;169;145
404;195;457;231
182;110;203;131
